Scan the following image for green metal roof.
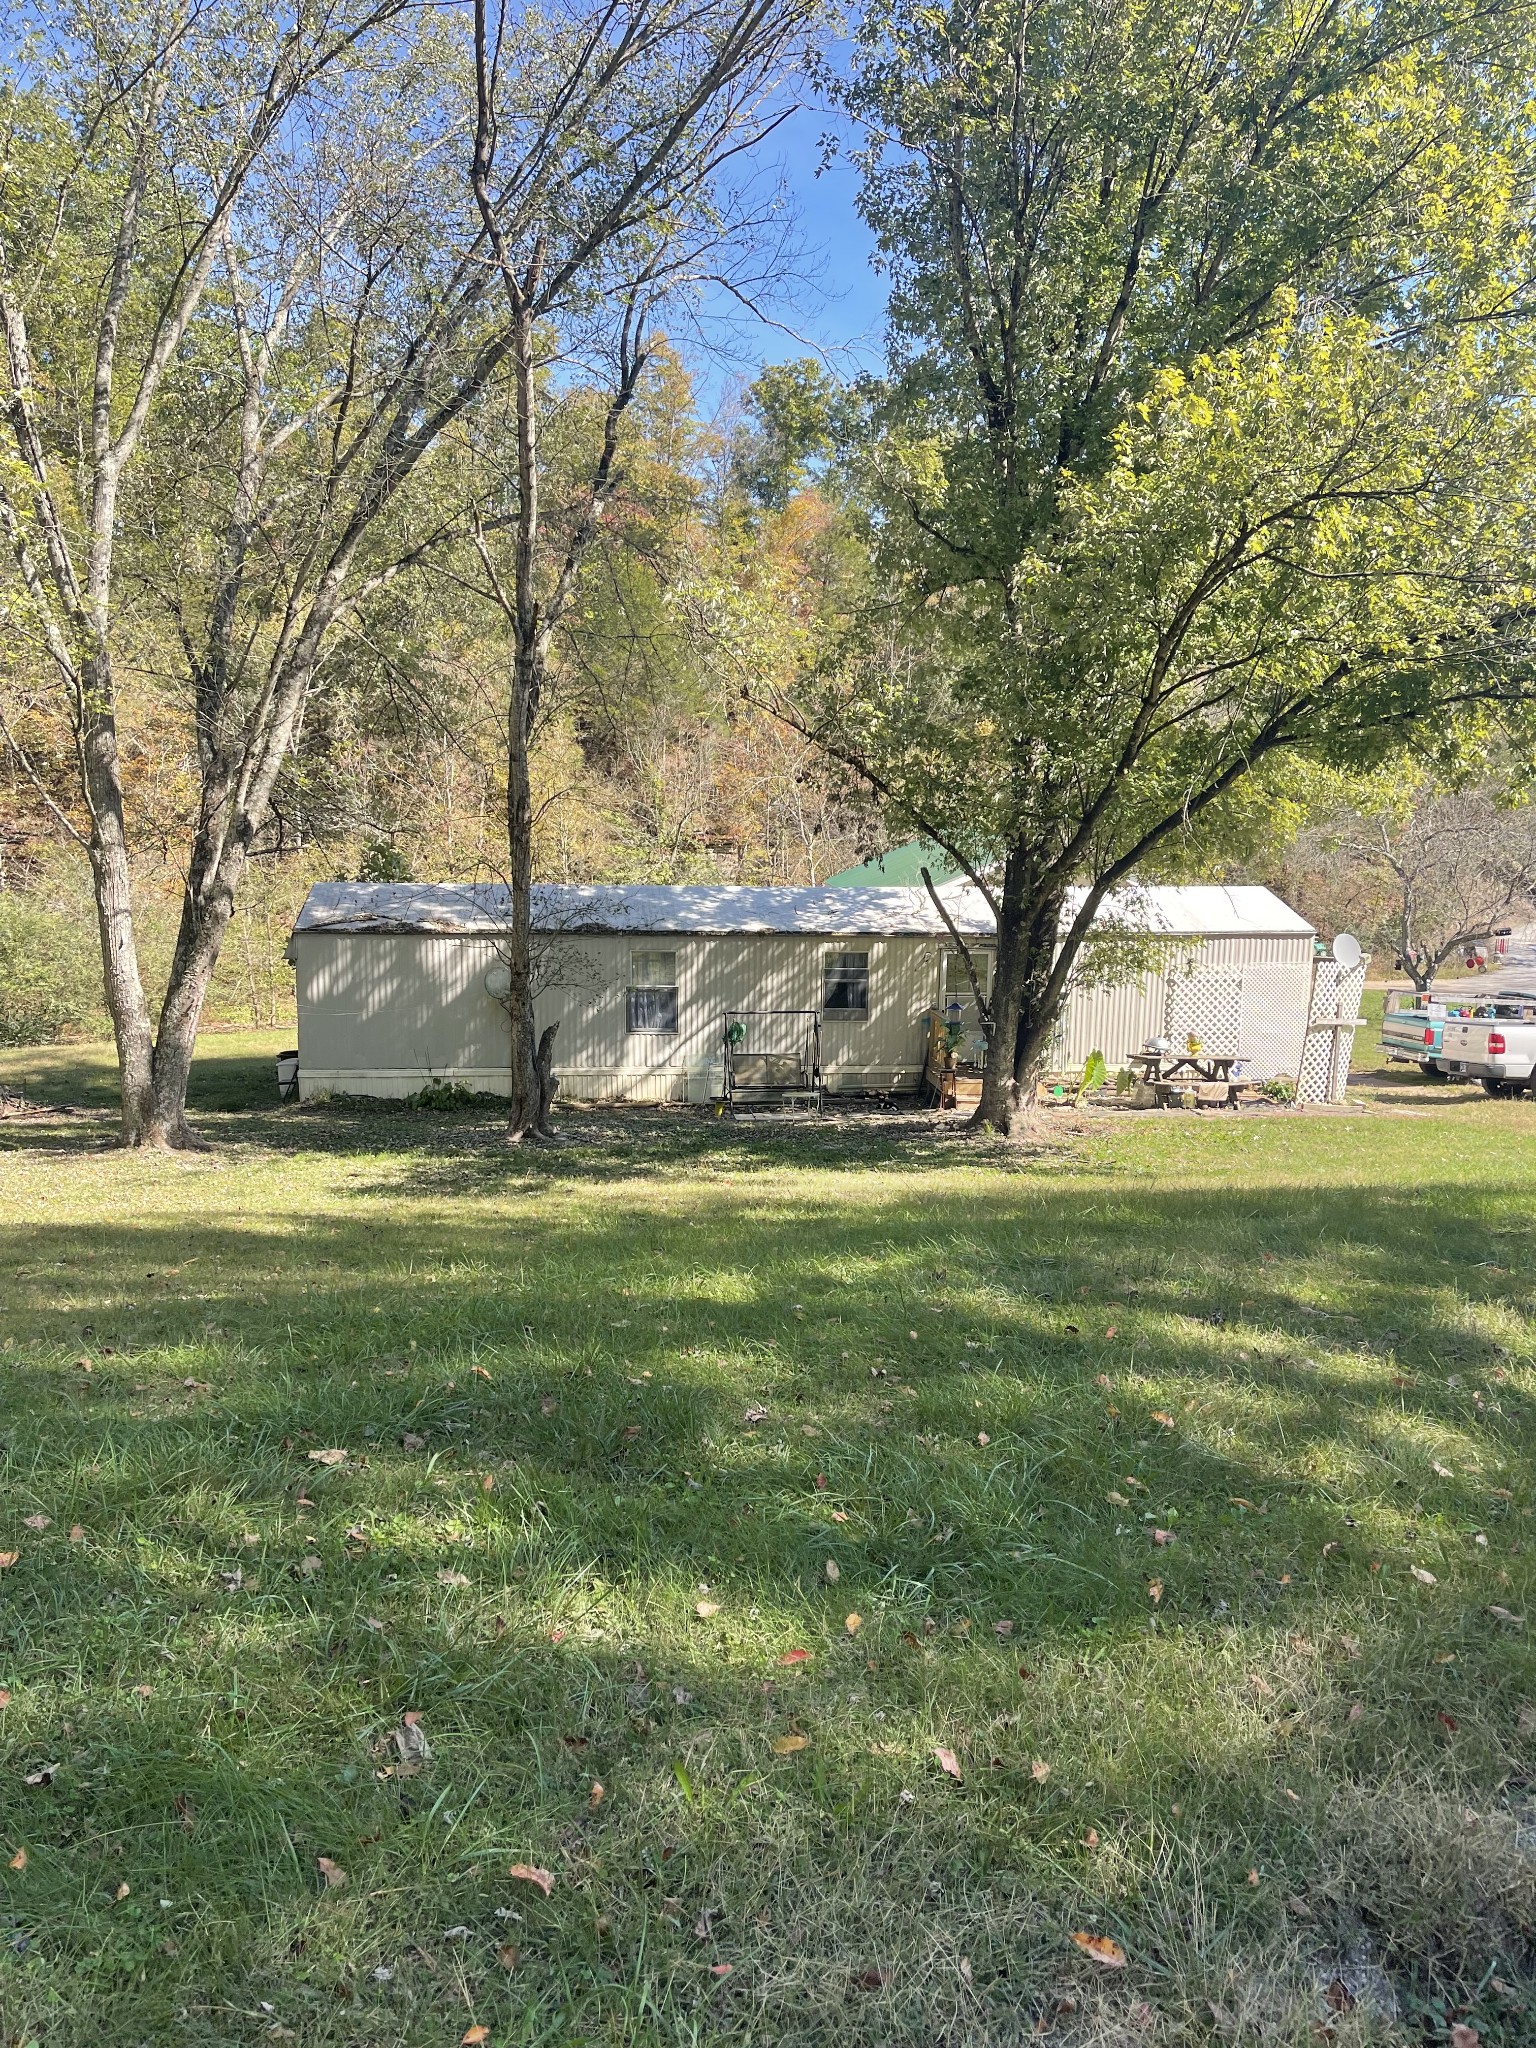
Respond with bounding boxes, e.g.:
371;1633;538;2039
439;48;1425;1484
822;840;962;888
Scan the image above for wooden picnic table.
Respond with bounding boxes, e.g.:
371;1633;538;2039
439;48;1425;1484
1127;1049;1243;1107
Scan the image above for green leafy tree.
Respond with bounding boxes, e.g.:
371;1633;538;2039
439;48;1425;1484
732;356;848;510
806;0;1536;1130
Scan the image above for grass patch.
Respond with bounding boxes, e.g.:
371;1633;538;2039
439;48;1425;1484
0;1036;1532;2044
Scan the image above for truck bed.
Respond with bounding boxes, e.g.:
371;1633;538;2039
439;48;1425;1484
1435;989;1536;1087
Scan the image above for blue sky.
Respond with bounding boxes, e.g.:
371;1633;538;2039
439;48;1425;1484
757;101;889;377
685;93;891;403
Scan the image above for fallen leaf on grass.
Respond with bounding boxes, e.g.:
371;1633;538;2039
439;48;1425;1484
588;1782;604;1809
68;1526;84;1543
976;1432;990;1447
993;1619;1013;1637
496;1944;519;1969
709;1962;733;1977
508;1863;554;1895
402;1433;427;1451
844;1613;862;1635
114;1882;130;1901
1451;2025;1481;2048
393;1715;431;1771
1083;1829;1099;1848
934;1745;963;1782
1146;1579;1163;1604
1348;1703;1363;1723
823;1559;840;1583
1410;1566;1437;1586
1151;1529;1174;1546
298;1555;322;1577
316;1857;347;1889
1106;1490;1129;1507
471;1365;492;1382
462;2028;491;2044
1070;1932;1126;1967
1488;1605;1524;1625
0;1691;10;1708
1030;1760;1051;1783
436;1571;470;1588
1150;1412;1176;1429
1437;1711;1459;1733
21;1517;49;1532
778;1649;811;1666
0;1554;18;1570
695;1601;721;1619
307;1448;348;1466
23;1767;54;1787
852;1967;891;1991
8;1848;24;1870
1432;1461;1454;1479
772;1733;809;1755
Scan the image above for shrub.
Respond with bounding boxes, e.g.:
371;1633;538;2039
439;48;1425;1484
0;890;102;1046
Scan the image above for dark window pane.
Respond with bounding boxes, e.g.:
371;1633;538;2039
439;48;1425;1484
627;986;678;1034
824;951;870;1013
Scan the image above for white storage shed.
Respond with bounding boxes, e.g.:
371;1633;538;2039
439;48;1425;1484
288;878;1335;1103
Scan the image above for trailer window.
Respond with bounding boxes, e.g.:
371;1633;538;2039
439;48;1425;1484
627;951;678;1034
824;950;870;1016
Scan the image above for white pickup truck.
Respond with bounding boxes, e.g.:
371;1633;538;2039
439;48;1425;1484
1435;988;1536;1094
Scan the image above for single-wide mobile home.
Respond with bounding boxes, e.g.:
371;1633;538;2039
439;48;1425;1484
289;878;1354;1103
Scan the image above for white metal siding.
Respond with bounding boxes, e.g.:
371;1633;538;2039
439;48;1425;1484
296;929;948;1100
295;922;1318;1100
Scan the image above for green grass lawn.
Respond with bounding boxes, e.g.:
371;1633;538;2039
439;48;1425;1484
0;1034;1532;2046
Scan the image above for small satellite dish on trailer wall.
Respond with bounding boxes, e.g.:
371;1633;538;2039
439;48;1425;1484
1332;932;1363;971
484;963;513;1001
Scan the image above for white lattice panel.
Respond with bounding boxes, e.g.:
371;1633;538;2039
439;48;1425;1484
1164;968;1244;1054
1297;958;1367;1103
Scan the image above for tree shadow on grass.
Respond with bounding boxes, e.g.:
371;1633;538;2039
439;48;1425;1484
0;1126;1533;2042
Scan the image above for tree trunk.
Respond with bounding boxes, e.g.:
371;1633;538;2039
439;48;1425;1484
504;648;547;1141
79;647;158;1143
535;1020;560;1127
972;856;1065;1135
146;833;249;1147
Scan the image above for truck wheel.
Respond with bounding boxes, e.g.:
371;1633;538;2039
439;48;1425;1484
1481;1078;1525;1096
1418;1061;1447;1078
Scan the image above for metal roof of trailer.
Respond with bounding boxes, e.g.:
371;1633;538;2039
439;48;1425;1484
1062;883;1315;938
292;879;1312;941
291;880;997;938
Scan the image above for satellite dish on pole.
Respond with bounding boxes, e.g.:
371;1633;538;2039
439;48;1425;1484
1332;932;1362;972
484;963;513;1002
